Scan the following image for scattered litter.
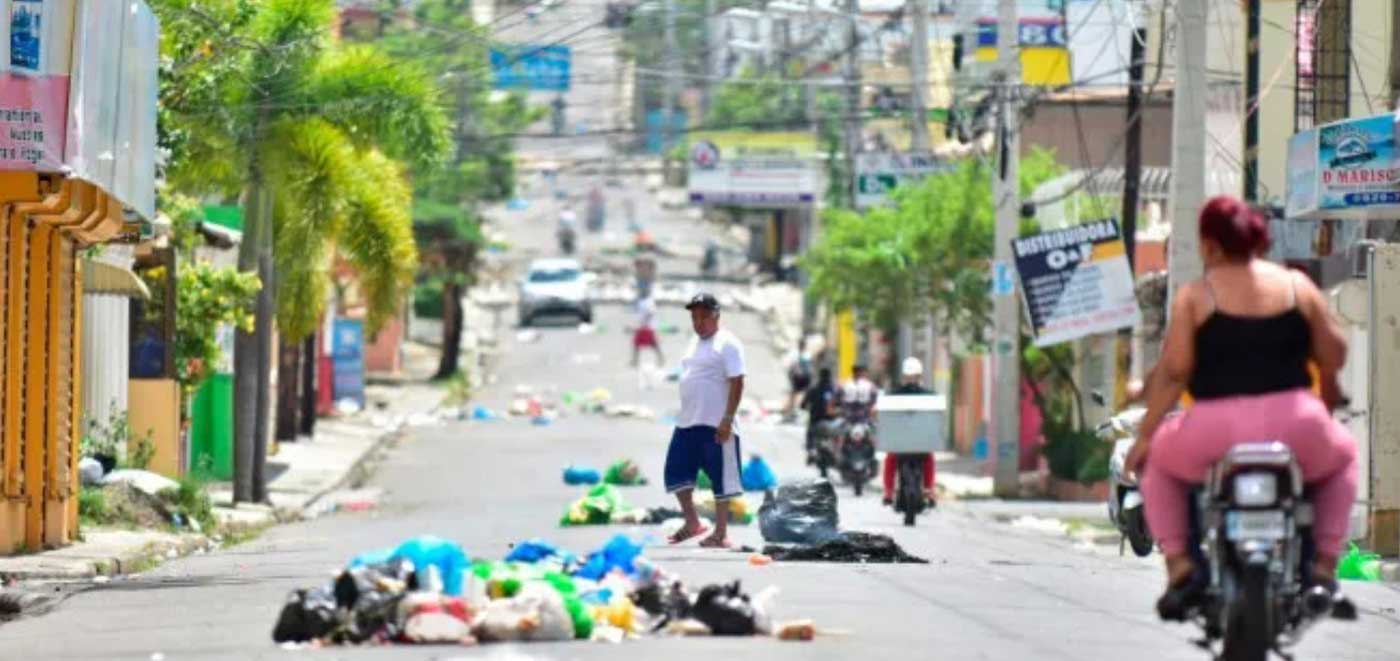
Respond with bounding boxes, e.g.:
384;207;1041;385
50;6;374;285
471;405;498;421
748;554;772;567
1338;543;1382;581
578;323;596;335
694;492;754;525
336;398;363;415
531;415;554;426
79;457;105;486
560;484;640;526
515;329;541;343
563;466;602;486
505;539;578;566
764;532;928;564
740;456;778;492
603;459;647;486
757;479;840;544
691;582;758;636
101;469;179;497
92;575;111;584
776;620;816;641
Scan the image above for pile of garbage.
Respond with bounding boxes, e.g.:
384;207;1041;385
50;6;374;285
563;459;649;487
272;533;818;647
757;479;928;564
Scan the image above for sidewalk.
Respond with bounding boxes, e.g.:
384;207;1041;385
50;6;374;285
0;376;446;581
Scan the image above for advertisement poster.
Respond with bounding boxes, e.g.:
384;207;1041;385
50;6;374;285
1316;114;1400;214
687;132;817;206
0;0;74;171
1011;219;1141;347
854;151;951;208
490;44;571;92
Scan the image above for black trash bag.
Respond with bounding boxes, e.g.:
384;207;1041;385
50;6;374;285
342;589;406;644
633;580;694;632
642;506;684;524
691;581;757;636
332;559;416;609
271;586;341;643
763;531;929;564
758;478;841;544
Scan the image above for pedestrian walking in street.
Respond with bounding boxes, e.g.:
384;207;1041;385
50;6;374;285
783;337;813;422
630;295;664;368
664;293;746;549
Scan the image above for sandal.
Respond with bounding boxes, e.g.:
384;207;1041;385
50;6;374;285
667;524;709;545
698;536;733;549
1156;574;1205;622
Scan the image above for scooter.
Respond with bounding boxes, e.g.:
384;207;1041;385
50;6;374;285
1165;442;1356;660
810;418;843;478
557;226;577;255
1100;404;1153;557
837;421;877;497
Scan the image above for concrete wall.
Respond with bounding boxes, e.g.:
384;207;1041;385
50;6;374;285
363;314;405;376
1020;98;1175;169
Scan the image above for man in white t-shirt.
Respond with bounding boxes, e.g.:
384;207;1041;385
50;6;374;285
664;292;745;549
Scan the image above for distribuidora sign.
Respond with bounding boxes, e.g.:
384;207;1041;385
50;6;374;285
687;132;817;206
1011;219;1141;347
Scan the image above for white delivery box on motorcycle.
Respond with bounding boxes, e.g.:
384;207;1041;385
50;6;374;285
874;395;947;454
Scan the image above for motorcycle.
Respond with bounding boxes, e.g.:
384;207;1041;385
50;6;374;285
837;420;877;497
1100;404;1153;556
892;454;927;527
810;418;843;477
1171;441;1356;660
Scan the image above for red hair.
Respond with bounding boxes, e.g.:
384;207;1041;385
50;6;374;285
1198;195;1270;259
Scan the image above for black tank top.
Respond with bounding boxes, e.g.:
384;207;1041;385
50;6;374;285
1188;277;1313;400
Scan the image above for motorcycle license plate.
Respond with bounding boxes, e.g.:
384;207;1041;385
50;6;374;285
1226;510;1286;541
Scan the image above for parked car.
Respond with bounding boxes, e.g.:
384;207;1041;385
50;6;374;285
518;258;593;326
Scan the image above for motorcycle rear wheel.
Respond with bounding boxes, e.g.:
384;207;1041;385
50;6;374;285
1222;564;1274;661
1124;508;1154;557
898;460;923;526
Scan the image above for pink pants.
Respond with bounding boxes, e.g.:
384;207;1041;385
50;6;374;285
1141;388;1357;558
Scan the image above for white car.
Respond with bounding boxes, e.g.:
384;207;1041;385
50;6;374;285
518;258;593;326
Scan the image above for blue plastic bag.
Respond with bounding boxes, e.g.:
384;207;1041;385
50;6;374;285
741;456;778;492
394;536;470;596
472;405;497;421
563;465;602;485
505;538;578;565
574;534;645;581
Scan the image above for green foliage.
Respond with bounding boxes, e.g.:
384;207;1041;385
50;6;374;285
82;407;156;467
78;488;109;526
414;278;445;319
152;0;450;342
1041;423;1110;485
167;263;261;393
439;370;473;406
803;148;1065;344
161;474;218;534
707;67;809;130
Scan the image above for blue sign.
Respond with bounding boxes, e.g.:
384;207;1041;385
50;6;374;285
490;45;571;92
976;18;1068;48
643;109;688;154
1317;114;1400;213
332;319;365;406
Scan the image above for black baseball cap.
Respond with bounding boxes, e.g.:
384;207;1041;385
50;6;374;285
685;292;721;311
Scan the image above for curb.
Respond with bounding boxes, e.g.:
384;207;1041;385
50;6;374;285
1381;561;1400;583
296;425;407;519
1;533;213;582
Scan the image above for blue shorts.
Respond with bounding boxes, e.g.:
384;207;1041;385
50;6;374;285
664;425;742;500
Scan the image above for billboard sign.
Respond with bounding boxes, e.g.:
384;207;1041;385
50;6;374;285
687;131;817;206
854;151;951;208
0;0;74;170
1287;113;1400;221
1011;219;1141;347
490;44;571;92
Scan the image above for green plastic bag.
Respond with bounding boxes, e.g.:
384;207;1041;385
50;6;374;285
560;484;633;526
1337;543;1381;581
696;470;712;490
604;459;647;486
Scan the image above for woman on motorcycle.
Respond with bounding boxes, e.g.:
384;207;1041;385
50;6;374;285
1126;195;1357;611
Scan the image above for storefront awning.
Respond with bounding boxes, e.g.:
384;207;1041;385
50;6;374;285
83;260;151;299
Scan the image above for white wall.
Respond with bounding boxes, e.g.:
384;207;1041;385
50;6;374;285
81;294;131;442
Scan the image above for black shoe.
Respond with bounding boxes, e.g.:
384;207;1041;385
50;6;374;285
882;496;893;507
1156;576;1205;622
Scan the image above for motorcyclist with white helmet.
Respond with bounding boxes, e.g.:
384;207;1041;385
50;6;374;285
882;357;936;507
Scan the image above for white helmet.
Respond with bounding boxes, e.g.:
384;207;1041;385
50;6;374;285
901;356;924;378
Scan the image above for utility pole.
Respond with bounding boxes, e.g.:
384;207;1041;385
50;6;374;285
843;0;862;207
1167;0;1208;305
991;0;1020;497
702;0;716;118
1243;0;1261;202
1120;3;1146;273
662;0;678;151
907;0;931;153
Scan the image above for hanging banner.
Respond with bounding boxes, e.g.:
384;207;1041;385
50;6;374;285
0;0;75;170
687;131;817;206
490;44;571;92
1011;219;1141;347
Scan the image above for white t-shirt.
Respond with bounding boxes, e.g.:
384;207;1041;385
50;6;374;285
636;298;656;330
677;329;746;428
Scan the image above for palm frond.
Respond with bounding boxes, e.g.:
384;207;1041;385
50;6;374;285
338;149;419;335
304;45;452;171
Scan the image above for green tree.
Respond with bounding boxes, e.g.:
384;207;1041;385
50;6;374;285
375;0;542;378
153;0;451;502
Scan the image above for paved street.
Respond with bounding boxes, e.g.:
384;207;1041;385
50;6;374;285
2;3;1397;660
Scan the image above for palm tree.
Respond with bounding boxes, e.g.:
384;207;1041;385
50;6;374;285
155;0;450;502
